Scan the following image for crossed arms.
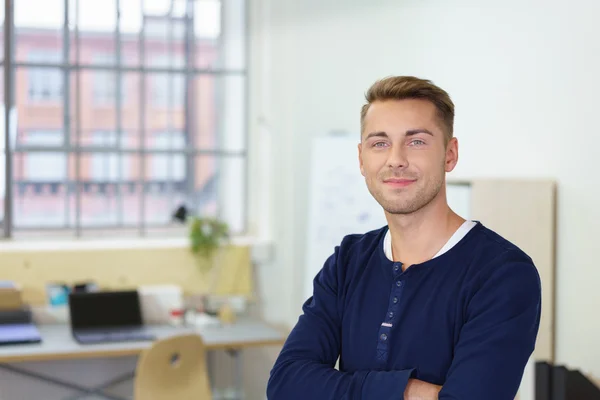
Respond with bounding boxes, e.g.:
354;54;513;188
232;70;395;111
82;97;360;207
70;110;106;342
266;249;541;400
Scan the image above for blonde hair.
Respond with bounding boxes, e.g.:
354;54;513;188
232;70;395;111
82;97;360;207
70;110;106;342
360;76;455;145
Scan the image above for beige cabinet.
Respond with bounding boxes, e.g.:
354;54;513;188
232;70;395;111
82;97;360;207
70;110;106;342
447;179;556;363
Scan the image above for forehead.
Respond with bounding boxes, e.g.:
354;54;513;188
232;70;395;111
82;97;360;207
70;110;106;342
363;99;441;133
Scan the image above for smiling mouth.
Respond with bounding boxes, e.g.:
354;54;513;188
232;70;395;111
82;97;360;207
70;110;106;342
383;178;416;188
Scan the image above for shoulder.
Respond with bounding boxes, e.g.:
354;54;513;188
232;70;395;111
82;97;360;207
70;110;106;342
471;222;530;258
319;226;387;282
466;222;541;295
315;226;388;296
330;225;388;269
336;226;387;256
465;222;535;268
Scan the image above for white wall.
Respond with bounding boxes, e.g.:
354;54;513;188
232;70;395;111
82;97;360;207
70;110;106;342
254;0;600;383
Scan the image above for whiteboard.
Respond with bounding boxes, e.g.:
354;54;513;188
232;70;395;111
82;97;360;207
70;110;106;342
304;135;388;301
446;182;472;220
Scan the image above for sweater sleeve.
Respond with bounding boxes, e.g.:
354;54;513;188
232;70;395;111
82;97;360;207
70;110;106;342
267;246;415;400
439;253;542;399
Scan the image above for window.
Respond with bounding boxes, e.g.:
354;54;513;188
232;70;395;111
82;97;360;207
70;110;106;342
22;131;66;182
93;54;126;106
90;131;132;181
4;0;248;237
27;51;63;102
150;54;185;108
149;131;186;182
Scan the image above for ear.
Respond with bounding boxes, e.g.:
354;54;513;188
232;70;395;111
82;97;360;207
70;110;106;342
445;137;459;173
358;143;365;177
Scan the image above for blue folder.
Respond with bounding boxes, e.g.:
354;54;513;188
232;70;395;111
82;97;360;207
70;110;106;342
0;323;42;345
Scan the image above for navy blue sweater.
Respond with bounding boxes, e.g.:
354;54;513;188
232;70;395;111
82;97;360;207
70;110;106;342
267;222;541;399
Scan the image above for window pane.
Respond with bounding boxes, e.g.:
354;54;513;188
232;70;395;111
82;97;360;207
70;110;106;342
196;0;246;70
217;155;245;233
149;72;186;109
20;61;64;104
195;0;221;39
15;0;64;64
13;150;68;228
121;73;140;145
144;0;172;15
77;1;117;66
0;63;4;105
23;150;66;181
144;19;186;69
0;81;5;229
172;0;189;17
79;152;131;227
0;5;4;64
74;70;116;146
73;156;142;227
191;155;218;218
123;182;142;226
194;74;245;152
92;69;127;107
15;65;65;146
120;0;142;66
147;131;186;180
144;143;187;225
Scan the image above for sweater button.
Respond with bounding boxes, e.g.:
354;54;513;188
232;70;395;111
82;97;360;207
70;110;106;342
393;297;398;304
396;280;403;287
380;333;388;341
393;264;400;272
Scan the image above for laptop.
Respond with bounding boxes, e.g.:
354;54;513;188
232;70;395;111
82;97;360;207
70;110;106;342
0;323;42;346
69;290;155;344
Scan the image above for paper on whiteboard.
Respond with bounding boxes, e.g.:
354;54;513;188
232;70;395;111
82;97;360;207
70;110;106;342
304;135;387;301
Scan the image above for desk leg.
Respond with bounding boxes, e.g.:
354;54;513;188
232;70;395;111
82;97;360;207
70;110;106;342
0;363;131;400
227;349;243;400
207;349;216;392
62;371;135;400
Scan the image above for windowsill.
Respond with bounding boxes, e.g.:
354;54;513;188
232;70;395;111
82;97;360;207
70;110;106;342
0;234;275;264
0;234;270;252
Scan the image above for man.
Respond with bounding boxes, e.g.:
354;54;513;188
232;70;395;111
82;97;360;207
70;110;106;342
267;76;541;399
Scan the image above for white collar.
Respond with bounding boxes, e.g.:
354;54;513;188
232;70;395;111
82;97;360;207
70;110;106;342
383;220;477;261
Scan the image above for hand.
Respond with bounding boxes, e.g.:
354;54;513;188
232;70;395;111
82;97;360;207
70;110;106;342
404;378;442;400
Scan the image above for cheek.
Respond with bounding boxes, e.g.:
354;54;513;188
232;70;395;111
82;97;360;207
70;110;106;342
361;154;385;175
413;150;444;167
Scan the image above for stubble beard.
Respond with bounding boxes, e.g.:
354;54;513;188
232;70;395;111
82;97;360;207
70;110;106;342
367;170;445;215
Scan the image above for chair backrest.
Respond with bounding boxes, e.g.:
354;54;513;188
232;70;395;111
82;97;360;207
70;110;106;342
134;334;212;400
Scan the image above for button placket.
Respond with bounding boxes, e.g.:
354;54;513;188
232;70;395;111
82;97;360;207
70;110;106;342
375;265;406;366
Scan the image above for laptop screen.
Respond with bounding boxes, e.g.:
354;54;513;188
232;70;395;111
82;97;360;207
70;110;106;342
69;290;143;330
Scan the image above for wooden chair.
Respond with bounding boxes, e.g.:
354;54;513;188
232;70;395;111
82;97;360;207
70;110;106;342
134;334;212;400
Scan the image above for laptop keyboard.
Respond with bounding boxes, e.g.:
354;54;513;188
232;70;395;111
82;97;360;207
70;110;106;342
75;327;155;343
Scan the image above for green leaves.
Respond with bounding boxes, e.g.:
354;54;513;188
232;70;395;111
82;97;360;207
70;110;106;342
189;217;229;260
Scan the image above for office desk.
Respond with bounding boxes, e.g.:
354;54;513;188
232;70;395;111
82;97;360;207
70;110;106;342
0;319;286;400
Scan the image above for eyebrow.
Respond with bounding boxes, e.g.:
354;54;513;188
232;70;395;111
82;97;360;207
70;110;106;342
364;131;389;141
364;129;434;140
406;129;434;136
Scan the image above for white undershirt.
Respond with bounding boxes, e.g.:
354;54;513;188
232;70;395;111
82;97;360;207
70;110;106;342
383;220;477;261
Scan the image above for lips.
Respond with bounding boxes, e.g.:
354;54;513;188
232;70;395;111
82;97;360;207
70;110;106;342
383;178;416;187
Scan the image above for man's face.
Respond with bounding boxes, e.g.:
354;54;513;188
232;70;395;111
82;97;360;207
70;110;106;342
359;99;458;215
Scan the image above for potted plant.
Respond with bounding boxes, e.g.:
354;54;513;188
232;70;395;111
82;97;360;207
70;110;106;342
188;216;231;319
189;216;230;267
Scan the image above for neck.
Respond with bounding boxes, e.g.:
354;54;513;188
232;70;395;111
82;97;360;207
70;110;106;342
385;189;465;267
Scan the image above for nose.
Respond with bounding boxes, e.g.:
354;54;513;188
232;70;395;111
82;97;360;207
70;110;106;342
386;143;408;170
